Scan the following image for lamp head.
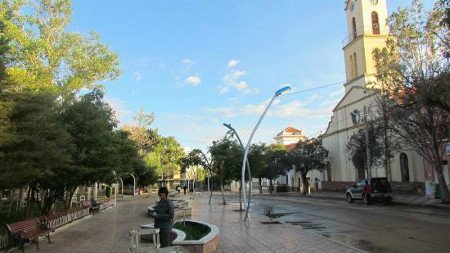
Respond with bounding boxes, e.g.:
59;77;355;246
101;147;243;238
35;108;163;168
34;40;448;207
275;85;291;96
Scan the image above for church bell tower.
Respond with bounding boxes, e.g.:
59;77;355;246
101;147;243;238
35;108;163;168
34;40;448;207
343;0;389;93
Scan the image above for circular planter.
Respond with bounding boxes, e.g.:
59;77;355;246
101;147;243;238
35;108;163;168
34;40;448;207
172;220;219;253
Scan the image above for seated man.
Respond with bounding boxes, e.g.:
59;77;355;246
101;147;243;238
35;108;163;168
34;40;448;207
152;187;174;247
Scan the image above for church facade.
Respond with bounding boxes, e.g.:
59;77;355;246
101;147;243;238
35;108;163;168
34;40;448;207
321;0;432;186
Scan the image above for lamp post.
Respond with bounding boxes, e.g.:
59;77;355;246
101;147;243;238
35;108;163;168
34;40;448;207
241;85;291;222
126;173;136;197
223;123;251;215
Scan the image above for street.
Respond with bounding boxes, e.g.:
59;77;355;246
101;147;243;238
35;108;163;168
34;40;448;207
249;194;450;253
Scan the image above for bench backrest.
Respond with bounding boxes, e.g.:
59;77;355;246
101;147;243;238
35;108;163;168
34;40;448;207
6;218;38;234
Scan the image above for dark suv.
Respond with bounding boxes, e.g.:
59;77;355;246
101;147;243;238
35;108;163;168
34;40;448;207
346;177;393;204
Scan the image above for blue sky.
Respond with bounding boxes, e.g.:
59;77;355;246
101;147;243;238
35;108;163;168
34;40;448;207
69;0;421;151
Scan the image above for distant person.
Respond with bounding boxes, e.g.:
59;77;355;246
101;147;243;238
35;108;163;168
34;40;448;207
183;184;187;195
152;186;174;247
364;180;373;194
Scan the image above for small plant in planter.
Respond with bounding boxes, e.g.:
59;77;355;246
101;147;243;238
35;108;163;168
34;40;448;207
262;205;292;224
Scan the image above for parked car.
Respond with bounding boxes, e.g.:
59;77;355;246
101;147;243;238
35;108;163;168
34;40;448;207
346;177;393;204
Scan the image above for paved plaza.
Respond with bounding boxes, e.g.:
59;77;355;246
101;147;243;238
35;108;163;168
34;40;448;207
21;192;364;253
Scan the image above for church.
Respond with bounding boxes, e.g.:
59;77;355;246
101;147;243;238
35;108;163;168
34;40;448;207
321;0;443;191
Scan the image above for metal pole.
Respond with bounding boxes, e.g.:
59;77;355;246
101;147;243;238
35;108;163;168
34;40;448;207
364;106;371;178
118;177;124;194
128;173;136;197
223;123;252;220
241;94;277;220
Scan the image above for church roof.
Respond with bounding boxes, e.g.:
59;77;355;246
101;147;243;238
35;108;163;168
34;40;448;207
277;126;302;136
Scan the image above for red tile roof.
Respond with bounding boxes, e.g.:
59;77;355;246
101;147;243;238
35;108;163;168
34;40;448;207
284;126;301;133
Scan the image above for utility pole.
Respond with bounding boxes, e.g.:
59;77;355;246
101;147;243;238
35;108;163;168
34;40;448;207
364;106;372;178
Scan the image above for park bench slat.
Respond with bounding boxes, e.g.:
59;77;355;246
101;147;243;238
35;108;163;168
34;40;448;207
5;217;54;253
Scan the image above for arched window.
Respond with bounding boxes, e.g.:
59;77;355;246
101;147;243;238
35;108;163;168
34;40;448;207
353;52;358;77
352;17;357;38
371;12;380;34
349;55;354;78
400;153;410;182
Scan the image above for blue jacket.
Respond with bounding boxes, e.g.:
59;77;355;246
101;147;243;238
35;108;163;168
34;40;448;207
154;199;174;230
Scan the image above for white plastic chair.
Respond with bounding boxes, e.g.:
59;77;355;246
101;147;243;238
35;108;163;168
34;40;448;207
129;227;160;252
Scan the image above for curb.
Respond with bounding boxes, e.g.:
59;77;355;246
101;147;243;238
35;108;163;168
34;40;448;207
290;193;450;210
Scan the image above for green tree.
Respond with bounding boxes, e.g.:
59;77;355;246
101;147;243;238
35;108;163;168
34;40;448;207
122;110;159;189
59;89;119;204
260;144;289;194
248;143;269;194
0;0;120;96
155;136;185;183
209;139;242;204
0;90;71;191
373;0;450;203
181;149;215;203
346;124;384;179
285;138;328;194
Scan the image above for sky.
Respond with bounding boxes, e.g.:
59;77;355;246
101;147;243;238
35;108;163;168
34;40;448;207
68;0;423;152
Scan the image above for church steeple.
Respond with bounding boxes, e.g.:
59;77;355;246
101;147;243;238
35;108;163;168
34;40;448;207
343;0;389;93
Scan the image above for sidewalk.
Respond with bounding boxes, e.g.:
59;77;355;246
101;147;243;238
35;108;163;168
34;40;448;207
19;194;365;253
188;194;365;253
278;191;450;210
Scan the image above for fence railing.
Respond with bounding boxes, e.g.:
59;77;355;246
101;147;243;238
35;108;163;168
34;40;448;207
0;233;7;252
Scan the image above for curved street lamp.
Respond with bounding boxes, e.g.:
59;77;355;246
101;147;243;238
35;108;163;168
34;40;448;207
241;85;291;222
223;123;251;214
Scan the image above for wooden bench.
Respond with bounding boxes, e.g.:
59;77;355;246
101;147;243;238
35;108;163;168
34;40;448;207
5;217;54;252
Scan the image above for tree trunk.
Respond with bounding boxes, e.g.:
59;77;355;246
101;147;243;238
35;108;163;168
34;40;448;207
301;172;309;195
238;185;242;210
269;179;274;194
258;177;263;194
220;184;226;205
25;186;32;218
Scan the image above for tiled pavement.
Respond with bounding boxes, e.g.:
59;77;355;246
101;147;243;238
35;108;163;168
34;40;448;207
21;193;365;253
279;191;450;210
189;195;363;253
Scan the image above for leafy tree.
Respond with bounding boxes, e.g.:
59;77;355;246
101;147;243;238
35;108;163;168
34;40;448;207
372;0;450;203
209;139;242;204
346;124;384;179
248;143;269;194
59;89;119;204
0;89;71;191
284;138;328;194
156;136;185;182
0;0;121;96
260;144;289;194
181;149;215;203
122;110;159;188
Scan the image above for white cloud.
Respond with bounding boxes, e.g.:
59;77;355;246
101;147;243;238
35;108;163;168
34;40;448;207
204;99;332;119
182;59;195;65
231;70;246;79
219;67;258;95
227;59;239;68
185;75;201;86
218;85;229;94
133;72;143;82
235;81;248;91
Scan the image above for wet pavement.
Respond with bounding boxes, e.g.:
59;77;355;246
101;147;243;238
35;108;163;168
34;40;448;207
21;193;363;253
18;192;450;253
252;194;450;253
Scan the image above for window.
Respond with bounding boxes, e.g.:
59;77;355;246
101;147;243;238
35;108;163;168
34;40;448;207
352;17;357;38
400;153;410;182
349;55;354;78
371;12;380;34
353;52;358;77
